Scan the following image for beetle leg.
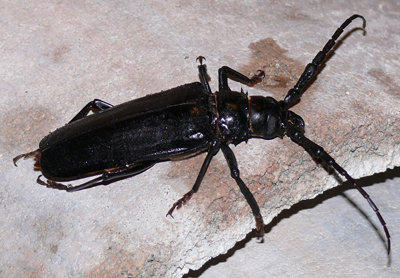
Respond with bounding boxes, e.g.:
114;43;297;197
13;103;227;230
37;175;69;190
65;162;156;192
220;143;265;235
38;162;156;192
166;140;221;218
286;124;391;254
69;99;114;123
218;66;264;91
13;149;40;166
284;14;366;106
196;56;212;95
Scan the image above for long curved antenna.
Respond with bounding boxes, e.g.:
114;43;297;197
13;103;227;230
284;14;366;106
286;125;391;254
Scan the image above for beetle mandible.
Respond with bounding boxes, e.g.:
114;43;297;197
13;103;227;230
14;14;390;253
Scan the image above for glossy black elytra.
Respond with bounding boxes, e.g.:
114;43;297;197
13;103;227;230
14;14;390;254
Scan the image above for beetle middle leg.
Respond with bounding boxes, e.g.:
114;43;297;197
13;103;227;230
167;139;265;235
196;56;212;95
69;99;113;123
196;56;264;93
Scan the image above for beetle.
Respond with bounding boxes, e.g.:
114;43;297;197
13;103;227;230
14;14;390;253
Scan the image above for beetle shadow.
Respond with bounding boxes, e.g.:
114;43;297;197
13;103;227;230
183;166;397;277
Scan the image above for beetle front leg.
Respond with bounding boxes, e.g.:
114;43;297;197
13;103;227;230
167;140;221;218
220;143;265;235
218;66;264;91
69;99;113;123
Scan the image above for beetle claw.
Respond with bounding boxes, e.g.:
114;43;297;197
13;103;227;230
255;214;265;237
196;56;206;65
166;191;194;218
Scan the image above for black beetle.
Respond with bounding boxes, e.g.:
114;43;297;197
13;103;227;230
14;14;390;253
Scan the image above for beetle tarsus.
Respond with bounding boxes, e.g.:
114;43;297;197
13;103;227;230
37;175;69;190
255;214;265;236
166;191;194;218
13;149;40;166
250;70;265;84
196;56;206;65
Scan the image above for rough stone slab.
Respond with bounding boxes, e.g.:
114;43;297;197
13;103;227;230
1;0;399;277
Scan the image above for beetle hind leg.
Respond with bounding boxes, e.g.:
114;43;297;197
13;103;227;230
167;140;221;218
65;162;156;192
38;162;156;192
37;175;69;190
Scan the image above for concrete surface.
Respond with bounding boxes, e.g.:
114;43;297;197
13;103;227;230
187;171;400;277
1;0;400;277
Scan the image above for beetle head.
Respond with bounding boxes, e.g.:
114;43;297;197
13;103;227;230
249;97;304;139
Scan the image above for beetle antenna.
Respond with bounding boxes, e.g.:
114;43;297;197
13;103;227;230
286;125;391;254
284;14;366;106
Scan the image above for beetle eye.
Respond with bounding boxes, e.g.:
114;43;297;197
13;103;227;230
288;111;305;132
